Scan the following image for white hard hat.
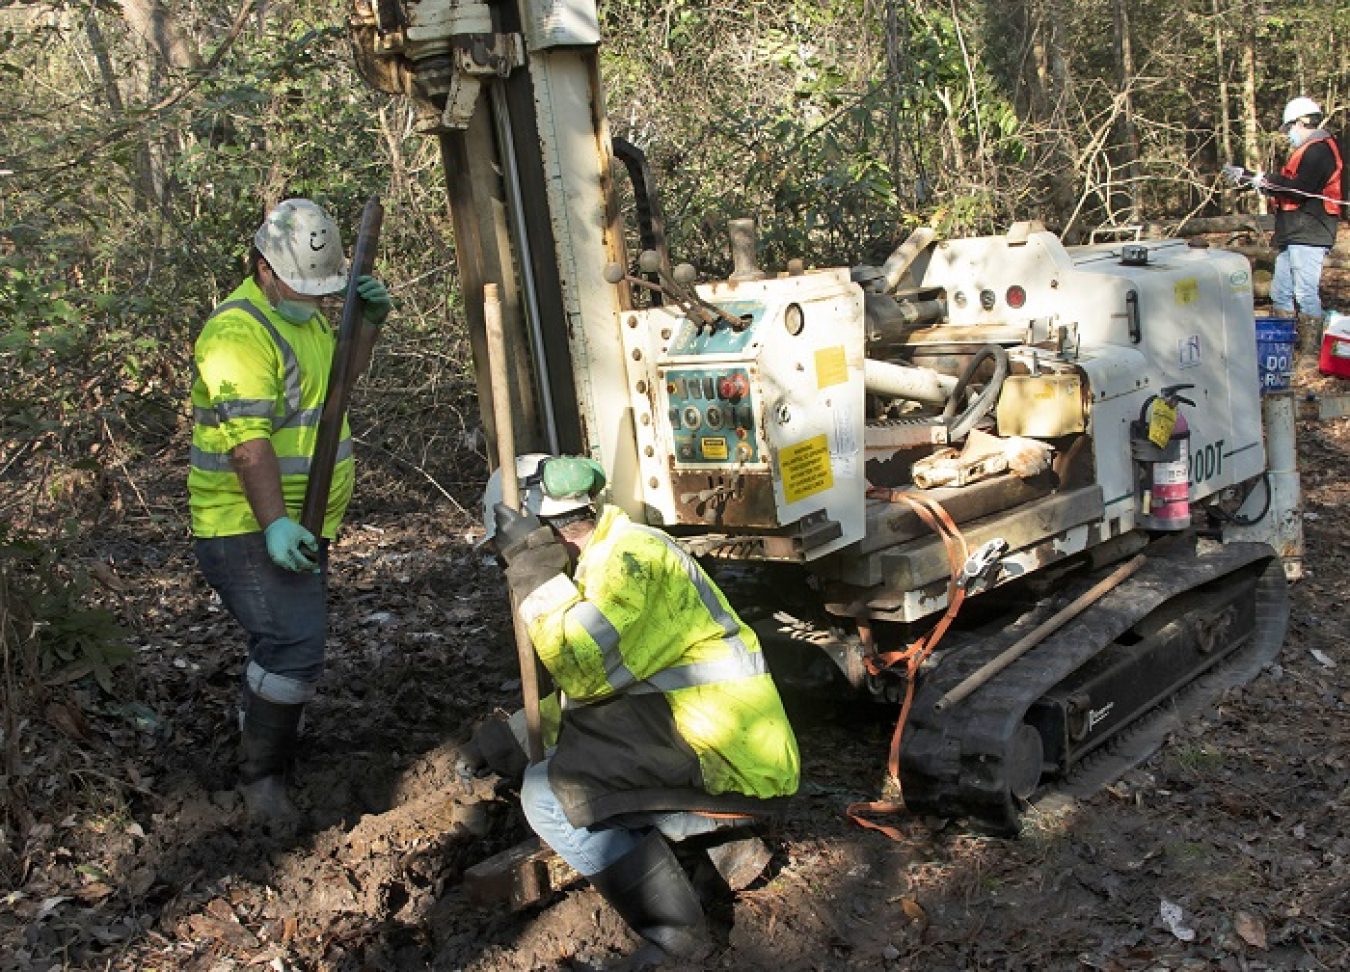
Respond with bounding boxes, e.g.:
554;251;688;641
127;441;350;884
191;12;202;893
481;454;606;542
1281;97;1322;130
254;199;349;296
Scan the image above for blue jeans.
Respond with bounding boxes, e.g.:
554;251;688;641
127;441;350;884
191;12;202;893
1271;244;1328;318
521;757;743;877
195;532;329;706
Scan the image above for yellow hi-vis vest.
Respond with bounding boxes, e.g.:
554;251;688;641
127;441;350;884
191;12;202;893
188;278;353;539
519;506;800;826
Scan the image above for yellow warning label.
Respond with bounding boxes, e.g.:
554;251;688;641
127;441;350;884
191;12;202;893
1148;399;1177;449
815;346;848;389
780;434;833;504
701;437;728;460
1174;278;1199;305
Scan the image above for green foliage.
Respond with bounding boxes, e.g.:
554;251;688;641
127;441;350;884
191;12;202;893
0;524;130;695
601;0;1023;271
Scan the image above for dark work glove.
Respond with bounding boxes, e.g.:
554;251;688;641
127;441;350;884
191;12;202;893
468;713;528;782
494;503;569;601
493;502;545;565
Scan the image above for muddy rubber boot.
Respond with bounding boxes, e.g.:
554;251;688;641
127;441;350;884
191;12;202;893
239;692;304;836
1295;312;1325;386
588;831;714;970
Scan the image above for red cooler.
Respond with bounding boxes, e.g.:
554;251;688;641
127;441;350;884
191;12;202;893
1320;312;1350;379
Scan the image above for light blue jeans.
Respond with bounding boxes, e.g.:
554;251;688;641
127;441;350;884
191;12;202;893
521;758;741;877
1271;244;1328;319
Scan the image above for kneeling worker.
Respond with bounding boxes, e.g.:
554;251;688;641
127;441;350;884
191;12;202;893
486;454;800;967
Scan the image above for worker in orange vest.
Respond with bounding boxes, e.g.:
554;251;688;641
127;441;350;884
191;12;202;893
1224;97;1344;373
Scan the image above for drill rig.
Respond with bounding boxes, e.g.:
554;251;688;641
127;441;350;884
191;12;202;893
349;0;1298;832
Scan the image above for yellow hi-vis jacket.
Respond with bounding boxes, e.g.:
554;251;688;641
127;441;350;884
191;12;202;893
519;506;800;827
188;278;353;539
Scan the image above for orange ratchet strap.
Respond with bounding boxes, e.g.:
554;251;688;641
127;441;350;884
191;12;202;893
847;489;969;841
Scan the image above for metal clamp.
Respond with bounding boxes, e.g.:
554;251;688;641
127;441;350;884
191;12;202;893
960;538;1008;592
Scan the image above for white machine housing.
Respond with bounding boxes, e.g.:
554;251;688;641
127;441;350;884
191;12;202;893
620;269;867;560
912;231;1268;530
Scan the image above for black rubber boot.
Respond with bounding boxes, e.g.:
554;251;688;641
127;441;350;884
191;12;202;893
588;831;714;969
239;692;304;834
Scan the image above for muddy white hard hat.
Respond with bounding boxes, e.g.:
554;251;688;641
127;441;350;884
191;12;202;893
481;454;606;542
1280;96;1322;131
254;199;349;296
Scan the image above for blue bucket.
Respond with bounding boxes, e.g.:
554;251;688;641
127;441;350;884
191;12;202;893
1255;316;1296;393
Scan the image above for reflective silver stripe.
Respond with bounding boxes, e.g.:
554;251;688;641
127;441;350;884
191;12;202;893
194;400;277;427
190;437;352;476
520;572;582;628
571;602;638;692
189;445;235;473
280;406;324;430
644;651;768;692
195;404;323;428
205;300;303;429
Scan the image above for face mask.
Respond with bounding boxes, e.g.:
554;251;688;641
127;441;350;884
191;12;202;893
273;298;319;323
1288;127;1310;149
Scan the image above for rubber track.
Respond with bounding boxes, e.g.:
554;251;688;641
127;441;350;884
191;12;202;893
898;542;1287;833
1048;553;1288;801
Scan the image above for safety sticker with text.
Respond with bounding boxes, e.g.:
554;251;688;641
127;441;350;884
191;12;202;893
780;434;833;504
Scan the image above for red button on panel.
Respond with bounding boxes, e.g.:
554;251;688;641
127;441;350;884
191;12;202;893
719;373;749;400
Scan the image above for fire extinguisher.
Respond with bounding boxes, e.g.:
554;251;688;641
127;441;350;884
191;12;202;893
1131;384;1195;531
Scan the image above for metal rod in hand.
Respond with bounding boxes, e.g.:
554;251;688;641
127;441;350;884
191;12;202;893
301;195;384;537
485;283;545;764
933;555;1146;712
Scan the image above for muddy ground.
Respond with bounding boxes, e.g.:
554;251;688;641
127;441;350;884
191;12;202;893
4;267;1350;972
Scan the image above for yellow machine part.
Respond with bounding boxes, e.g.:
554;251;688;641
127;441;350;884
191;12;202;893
996;373;1086;437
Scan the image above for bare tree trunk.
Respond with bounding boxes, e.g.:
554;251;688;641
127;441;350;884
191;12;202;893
115;0;203;71
1213;0;1233;164
111;0;209;214
1111;0;1139;223
1239;5;1265;215
1242;6;1263;216
998;0;1080;226
86;12;162;212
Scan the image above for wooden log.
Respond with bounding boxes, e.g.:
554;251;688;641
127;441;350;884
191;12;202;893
463;837;582;910
1223;246;1350;271
1145;214;1274;237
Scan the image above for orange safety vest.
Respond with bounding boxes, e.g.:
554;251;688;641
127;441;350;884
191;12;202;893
1275;133;1343;216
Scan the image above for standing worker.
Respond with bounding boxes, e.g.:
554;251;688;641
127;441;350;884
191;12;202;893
485;454;800;969
1224;97;1344;372
189;198;391;831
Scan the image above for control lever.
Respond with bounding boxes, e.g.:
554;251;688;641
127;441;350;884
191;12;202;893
657;261;743;334
603;259;716;332
603;251;741;335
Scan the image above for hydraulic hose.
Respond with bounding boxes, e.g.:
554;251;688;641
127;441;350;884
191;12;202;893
942;344;1010;442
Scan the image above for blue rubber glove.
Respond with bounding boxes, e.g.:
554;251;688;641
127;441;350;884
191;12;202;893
263;517;319;573
356;275;391;328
